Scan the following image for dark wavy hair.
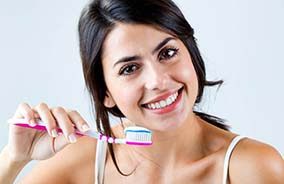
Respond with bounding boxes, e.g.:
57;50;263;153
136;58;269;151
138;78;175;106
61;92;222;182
78;0;230;176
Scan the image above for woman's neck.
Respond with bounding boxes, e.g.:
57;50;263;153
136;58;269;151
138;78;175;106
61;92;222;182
130;113;206;168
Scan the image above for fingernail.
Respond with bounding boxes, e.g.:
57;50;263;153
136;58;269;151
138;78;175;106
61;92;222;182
51;129;59;137
81;124;90;132
29;119;37;127
68;133;77;143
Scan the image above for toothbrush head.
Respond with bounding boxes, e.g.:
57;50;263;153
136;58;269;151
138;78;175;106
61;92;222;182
124;126;152;146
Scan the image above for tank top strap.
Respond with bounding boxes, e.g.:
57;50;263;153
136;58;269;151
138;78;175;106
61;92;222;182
95;140;107;184
222;135;246;184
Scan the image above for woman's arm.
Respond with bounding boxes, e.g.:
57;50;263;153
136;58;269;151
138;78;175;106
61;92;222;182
17;136;97;184
230;138;284;184
0;146;29;184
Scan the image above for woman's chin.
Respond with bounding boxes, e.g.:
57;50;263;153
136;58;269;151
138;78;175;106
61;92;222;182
148;116;189;133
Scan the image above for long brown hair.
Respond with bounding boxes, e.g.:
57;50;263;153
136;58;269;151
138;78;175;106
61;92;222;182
78;0;229;176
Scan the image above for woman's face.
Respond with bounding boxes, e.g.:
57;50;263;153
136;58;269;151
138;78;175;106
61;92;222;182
101;23;198;132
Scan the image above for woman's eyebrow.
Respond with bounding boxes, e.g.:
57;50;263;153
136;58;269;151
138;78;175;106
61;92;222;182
113;37;176;68
113;55;141;68
151;37;176;55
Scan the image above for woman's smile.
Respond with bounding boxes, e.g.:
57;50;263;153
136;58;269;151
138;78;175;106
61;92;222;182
141;87;184;115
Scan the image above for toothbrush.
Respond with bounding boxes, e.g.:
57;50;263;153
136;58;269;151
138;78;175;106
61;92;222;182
8;118;152;146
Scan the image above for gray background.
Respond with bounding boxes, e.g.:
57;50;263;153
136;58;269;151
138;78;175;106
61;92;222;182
0;0;283;181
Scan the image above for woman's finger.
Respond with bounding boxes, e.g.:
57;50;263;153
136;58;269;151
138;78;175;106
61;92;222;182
34;102;58;138
66;109;90;132
51;107;77;143
52;133;78;154
32;109;40;119
13;103;36;126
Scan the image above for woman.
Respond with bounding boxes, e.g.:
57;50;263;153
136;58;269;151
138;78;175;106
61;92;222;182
0;0;283;183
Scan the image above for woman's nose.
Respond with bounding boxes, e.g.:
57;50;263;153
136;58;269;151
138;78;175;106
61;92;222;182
144;64;170;91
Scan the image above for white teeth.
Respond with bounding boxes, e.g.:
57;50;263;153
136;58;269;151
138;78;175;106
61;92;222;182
170;96;175;102
166;98;172;105
160;100;166;108
155;102;161;108
150;103;156;109
145;91;179;110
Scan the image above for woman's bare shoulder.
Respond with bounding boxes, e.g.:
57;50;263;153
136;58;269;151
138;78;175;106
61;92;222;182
230;137;284;184
19;136;97;184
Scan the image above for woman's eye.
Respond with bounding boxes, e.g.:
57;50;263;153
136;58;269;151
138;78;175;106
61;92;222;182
119;64;139;75
159;47;179;61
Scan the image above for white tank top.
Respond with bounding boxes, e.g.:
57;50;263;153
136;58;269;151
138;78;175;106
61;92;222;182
95;135;246;184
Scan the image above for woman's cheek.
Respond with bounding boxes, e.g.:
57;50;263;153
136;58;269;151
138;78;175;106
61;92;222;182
175;59;196;82
175;59;199;97
113;85;138;110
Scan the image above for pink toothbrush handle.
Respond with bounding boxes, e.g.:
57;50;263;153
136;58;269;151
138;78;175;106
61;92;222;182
14;123;85;136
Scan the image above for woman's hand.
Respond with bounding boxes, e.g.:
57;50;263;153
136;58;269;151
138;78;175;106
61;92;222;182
6;102;90;163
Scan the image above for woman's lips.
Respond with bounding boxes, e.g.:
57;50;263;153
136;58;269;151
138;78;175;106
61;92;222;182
142;87;183;114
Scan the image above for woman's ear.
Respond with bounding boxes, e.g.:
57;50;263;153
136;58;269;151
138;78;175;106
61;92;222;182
104;91;116;108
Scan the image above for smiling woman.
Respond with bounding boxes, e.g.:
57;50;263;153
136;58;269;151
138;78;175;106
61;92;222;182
0;0;284;184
